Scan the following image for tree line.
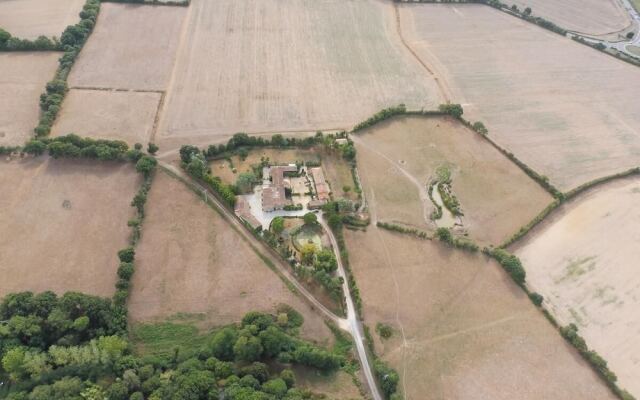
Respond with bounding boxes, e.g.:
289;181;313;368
1;301;346;399
35;0;100;138
0;29;60;51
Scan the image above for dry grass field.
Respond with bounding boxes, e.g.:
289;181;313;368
345;227;616;400
354;116;552;245
128;170;334;345
510;0;631;35
51;89;161;144
0;157;140;298
294;367;363;400
156;0;442;144
514;177;640;397
0;0;84;39
0;52;60;146
68;3;186;91
399;4;640;191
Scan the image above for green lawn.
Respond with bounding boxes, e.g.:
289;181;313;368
131;321;210;360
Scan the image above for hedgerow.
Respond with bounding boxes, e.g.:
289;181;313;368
34;0;101;138
377;222;430;240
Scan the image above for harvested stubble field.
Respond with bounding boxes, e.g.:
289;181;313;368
514;177;640;397
0;157;140;298
128;170;334;345
0;52;60;146
51;89;161;144
156;0;441;144
0;0;84;39
399;4;640;191
211;147;356;200
345;227;616;400
510;0;631;35
68;3;186;91
354;116;551;245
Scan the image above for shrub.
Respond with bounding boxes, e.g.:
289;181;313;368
529;292;544;306
487;248;526;285
135;155;157;176
118;247;135;263
376;323;393;339
352;104;407;132
438;103;464;118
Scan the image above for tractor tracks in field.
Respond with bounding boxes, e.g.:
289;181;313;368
392;2;453;104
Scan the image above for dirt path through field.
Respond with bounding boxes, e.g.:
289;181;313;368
351;134;431;226
393;2;452;103
153;0;194;143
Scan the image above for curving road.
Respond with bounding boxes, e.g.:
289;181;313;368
573;0;640;57
159;162;382;400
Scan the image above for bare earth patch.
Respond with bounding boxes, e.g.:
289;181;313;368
68;3;186;91
514;177;640;397
51;89;161;145
400;4;640;190
128;170;333;345
156;0;442;144
354;115;552;245
0;0;84;39
510;0;631;35
0;52;60;146
0;157;140;298
345;227;616;400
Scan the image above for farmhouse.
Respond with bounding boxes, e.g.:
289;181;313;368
262;165;297;212
310;167;330;201
234;196;262;231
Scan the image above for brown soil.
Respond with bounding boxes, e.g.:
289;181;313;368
51;89;161;145
355;115;552;245
0;0;84;39
345;227;617;400
68;3;187;91
400;4;640;190
0;157;140;298
128;170;333;345
514;177;640;397
0;52;60;146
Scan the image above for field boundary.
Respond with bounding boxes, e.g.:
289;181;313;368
500;166;640;248
395;0;640;68
350;105;565;200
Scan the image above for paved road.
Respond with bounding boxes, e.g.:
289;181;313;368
319;215;384;400
160;162;382;400
575;0;640;56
